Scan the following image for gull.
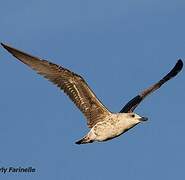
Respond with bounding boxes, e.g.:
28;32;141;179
1;43;183;144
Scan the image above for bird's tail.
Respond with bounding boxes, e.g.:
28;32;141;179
75;136;94;145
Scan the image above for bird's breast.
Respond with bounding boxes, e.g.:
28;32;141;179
92;114;135;141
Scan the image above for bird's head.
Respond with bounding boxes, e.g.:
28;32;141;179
127;113;148;123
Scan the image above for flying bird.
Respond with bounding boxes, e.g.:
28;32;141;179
1;43;183;144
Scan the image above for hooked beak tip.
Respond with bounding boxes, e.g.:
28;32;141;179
140;117;148;122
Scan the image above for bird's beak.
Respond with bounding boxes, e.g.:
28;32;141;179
139;116;148;122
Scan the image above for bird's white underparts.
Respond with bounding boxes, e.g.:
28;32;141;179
1;43;183;144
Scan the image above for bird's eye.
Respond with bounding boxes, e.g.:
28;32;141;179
131;114;135;118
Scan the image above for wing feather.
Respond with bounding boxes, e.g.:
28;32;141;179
120;60;183;113
1;43;111;128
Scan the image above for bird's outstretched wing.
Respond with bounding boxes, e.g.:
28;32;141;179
1;43;111;128
120;60;183;113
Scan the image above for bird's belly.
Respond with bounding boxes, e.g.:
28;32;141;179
93;120;131;141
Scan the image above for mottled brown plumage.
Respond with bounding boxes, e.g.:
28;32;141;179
1;43;183;144
1;43;111;128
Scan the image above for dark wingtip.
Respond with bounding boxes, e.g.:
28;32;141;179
1;42;6;48
177;59;183;71
1;43;12;52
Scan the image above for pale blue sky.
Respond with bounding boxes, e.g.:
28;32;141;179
0;0;185;180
